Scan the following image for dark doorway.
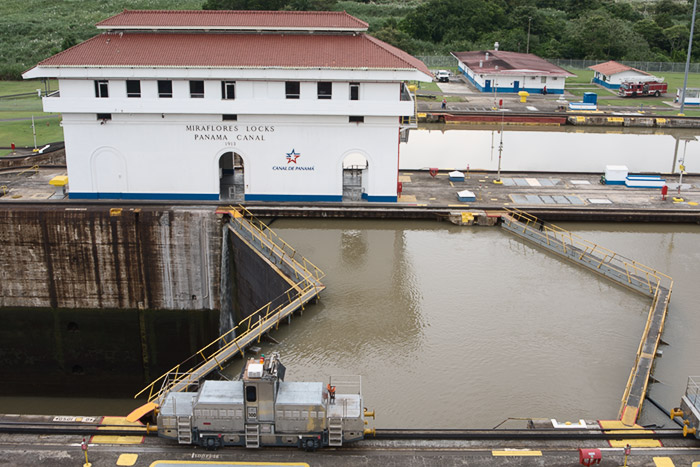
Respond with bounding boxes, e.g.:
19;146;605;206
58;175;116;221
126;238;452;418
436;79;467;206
219;152;244;201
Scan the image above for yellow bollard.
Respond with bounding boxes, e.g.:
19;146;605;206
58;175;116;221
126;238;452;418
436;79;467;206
81;438;91;467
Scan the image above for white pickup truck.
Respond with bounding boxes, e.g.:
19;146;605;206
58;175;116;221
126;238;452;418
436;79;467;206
435;70;450;82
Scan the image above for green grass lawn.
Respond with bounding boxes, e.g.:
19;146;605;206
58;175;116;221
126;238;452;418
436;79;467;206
0;79;57;96
0;116;62;148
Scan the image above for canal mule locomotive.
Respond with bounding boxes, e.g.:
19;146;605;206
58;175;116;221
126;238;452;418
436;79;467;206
157;353;372;449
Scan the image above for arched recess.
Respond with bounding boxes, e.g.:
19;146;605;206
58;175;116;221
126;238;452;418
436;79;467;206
91;147;127;198
217;150;246;201
339;149;370;201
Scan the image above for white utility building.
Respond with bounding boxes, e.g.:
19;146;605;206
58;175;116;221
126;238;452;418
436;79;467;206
589;61;652;90
452;49;574;94
23;10;431;201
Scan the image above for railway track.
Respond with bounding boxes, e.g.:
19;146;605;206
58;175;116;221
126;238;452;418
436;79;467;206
0;421;693;442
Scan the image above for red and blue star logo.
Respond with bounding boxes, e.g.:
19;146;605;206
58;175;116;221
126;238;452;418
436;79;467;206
286;149;300;164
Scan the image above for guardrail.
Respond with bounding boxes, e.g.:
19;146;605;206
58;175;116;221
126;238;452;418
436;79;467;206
228;205;324;284
135;275;323;404
135;209;325;404
502;208;672;296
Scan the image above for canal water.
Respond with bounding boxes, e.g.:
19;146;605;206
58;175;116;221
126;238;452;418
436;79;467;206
2;220;696;431
401;125;699;174
0;125;698;428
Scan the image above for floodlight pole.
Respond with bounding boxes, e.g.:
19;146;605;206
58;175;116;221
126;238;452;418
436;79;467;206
680;0;697;115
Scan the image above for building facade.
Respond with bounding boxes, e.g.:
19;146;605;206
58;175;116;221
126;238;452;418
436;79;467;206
452;50;573;94
23;10;431;202
589;61;652;90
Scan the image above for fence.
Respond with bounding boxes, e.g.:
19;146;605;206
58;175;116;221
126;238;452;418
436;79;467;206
416;55;700;74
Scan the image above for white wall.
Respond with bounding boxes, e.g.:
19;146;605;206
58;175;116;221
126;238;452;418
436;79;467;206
47;79;411;117
62;113;400;200
607;70;649;85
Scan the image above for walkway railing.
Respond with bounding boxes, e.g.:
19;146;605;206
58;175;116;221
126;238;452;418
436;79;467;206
500;208;673;426
227;205;324;285
501;208;672;297
134;208;325;404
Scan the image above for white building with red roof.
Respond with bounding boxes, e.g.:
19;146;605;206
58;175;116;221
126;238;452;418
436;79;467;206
452;49;574;95
23;10;431;202
588;61;652;90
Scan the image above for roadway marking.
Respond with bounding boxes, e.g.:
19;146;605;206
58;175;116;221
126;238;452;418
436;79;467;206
653;458;674;467
150;462;310;466
117;453;139;466
92;416;145;445
492;450;542;456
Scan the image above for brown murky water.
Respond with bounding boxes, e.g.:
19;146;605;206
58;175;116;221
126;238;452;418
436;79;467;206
0;220;698;429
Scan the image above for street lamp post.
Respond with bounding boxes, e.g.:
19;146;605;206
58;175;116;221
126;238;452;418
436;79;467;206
526;17;532;54
680;0;697;115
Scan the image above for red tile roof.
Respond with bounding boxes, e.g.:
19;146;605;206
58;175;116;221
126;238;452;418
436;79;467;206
588;60;648;77
96;9;368;31
452;50;575;77
36;32;431;75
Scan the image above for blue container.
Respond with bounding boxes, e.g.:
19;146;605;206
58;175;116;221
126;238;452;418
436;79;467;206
583;92;598;105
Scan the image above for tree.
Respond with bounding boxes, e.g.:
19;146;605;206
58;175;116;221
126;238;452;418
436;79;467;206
400;0;507;44
563;10;649;60
202;0;337;10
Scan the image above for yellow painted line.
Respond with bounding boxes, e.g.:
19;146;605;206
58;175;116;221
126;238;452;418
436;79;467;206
92;435;144;444
429;197;436;200
117;453;139;466
608;117;624;123
449;181;454;187
609;439;662;448
448;204;469;207
150;462;311;466
492;450;542;456
93;416;145;444
398;195;417;202
653;457;675;467
398;175;412;183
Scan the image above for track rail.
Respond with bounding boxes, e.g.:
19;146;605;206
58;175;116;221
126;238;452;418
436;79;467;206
0;422;689;441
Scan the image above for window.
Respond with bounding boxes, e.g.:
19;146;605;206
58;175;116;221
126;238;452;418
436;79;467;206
285;81;300;99
349;116;364;123
246;385;257;402
190;80;204;98
317;82;332;99
126;80;141;98
94;80;109;98
96;113;111;121
158;80;173;98
222;114;237;121
221;81;236;100
540;77;547;83
350;82;359;101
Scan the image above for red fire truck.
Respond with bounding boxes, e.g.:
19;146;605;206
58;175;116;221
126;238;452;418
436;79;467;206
618;80;667;97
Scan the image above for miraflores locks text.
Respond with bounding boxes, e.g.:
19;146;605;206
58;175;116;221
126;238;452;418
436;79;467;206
185;124;275;142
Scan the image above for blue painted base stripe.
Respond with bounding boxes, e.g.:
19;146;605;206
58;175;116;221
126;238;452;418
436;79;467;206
460;70;563;94
245;194;343;202
592;77;620;89
69;192;219;200
362;193;397;202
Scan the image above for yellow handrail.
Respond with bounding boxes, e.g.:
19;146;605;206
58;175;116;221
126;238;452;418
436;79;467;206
503;208;672;292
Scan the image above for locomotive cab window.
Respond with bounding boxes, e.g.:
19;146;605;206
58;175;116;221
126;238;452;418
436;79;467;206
246;385;257;402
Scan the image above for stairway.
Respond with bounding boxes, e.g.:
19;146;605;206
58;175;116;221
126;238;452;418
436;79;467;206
176;416;192;444
328;418;343;447
245;424;260;448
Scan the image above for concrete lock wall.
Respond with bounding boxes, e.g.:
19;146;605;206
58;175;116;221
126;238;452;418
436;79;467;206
0;206;221;310
0;206;298;395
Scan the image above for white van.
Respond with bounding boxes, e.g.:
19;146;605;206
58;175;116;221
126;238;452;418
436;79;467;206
436;70;450;82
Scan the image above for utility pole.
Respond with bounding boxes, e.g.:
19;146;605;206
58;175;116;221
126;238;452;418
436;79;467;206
680;0;697;114
526;17;532;54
